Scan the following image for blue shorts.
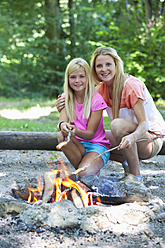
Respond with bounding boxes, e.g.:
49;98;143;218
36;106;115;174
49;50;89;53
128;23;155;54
80;141;110;166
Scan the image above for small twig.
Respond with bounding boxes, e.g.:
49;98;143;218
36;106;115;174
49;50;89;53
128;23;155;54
72;145;120;176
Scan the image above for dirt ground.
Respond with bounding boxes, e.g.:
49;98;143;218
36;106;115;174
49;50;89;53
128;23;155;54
0;149;164;248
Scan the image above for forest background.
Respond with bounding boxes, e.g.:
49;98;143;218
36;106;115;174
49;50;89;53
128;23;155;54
0;0;165;100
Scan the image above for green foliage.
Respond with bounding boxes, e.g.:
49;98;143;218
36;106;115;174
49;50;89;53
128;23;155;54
0;0;164;99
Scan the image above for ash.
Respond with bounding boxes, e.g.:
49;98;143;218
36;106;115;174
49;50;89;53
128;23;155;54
0;215;164;248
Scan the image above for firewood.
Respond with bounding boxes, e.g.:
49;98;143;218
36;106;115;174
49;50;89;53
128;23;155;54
42;172;57;203
70;189;84;208
12;178;30;201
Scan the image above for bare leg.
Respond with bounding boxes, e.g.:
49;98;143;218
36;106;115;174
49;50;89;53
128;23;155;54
57;131;65;143
61;136;86;169
78;152;104;177
105;130;125;163
110;118;153;176
62;137;104;176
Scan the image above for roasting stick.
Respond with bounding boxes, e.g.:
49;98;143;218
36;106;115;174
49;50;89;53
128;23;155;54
71;136;164;176
56;130;164;151
56;129;71;150
71;145;120;176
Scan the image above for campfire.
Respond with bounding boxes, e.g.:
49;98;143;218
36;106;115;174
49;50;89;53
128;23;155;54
1;153;163;236
12;159;104;208
0;150;163;237
12;157;151;209
11;157;140;209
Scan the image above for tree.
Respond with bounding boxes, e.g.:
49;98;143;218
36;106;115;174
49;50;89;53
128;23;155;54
0;0;164;98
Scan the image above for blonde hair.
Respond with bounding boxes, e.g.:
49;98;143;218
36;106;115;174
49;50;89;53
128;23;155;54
90;47;125;119
64;58;95;122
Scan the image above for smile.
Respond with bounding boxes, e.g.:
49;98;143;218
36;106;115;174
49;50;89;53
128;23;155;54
101;73;110;76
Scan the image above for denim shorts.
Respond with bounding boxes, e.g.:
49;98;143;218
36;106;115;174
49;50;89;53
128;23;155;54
80;141;110;166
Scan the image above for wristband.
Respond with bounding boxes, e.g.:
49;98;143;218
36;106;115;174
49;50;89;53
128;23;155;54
59;121;65;131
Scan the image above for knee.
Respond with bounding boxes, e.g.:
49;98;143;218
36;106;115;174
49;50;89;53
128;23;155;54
57;132;63;143
110;118;124;137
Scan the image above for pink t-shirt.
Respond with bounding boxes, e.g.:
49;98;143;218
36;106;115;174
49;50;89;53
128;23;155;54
95;75;165;134
62;92;111;149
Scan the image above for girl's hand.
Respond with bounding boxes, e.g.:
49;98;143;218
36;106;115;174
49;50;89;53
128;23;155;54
68;124;77;135
60;122;71;137
119;133;137;149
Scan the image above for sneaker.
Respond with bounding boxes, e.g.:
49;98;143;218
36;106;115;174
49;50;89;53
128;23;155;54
123;165;130;176
122;160;130;176
120;173;143;182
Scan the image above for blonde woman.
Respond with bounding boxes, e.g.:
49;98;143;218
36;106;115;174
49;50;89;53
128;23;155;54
91;47;165;182
57;58;111;177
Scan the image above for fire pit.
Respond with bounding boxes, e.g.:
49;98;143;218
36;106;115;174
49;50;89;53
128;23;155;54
11;156;151;208
0;149;165;248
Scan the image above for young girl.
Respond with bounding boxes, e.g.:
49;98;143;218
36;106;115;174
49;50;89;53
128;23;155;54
57;58;111;177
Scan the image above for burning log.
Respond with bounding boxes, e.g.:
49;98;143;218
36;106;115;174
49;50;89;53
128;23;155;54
12;170;150;210
9;148;155;208
12;169;90;207
69;189;84;208
12;178;42;203
42;171;57;203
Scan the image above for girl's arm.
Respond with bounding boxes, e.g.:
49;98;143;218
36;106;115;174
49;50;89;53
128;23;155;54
119;99;149;149
57;108;70;137
71;109;103;140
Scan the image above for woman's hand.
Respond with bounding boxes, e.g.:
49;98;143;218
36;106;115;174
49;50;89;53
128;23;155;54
119;133;137;149
55;95;65;112
119;99;149;150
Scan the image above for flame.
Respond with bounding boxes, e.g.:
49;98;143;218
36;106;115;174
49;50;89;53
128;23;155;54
26;159;101;207
27;185;43;204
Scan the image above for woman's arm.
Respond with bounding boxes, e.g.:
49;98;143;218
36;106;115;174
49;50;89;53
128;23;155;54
132;98;149;140
71;109;103;140
119;99;149;149
55;96;65;112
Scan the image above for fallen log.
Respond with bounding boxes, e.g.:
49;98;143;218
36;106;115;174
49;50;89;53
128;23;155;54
0;131;164;155
0;131;58;150
158;141;165;155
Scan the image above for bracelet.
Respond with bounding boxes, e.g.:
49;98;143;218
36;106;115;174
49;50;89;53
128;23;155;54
59;121;65;131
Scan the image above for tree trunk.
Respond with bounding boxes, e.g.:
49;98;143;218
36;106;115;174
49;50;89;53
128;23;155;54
68;0;75;58
0;131;58;150
44;0;61;47
158;142;165;155
0;131;164;155
145;0;152;33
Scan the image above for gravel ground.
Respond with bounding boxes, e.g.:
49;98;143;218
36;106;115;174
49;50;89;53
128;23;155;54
0;150;164;248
